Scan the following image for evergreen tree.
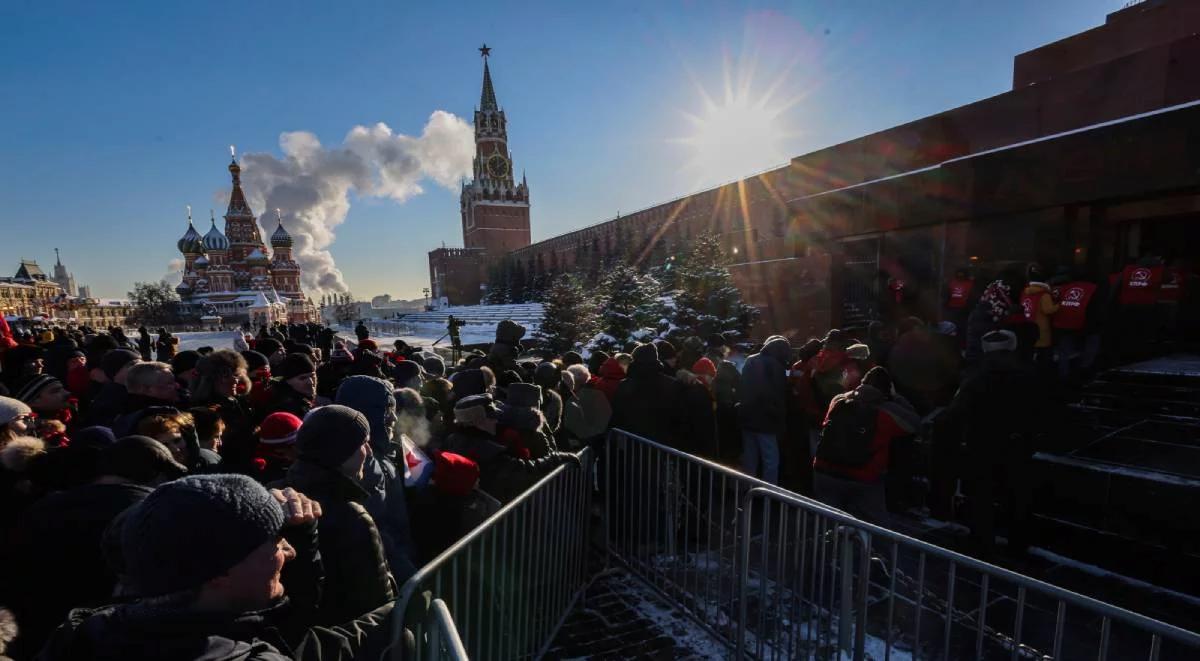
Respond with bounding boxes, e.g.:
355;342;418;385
668;232;759;340
535;273;599;353
589;265;664;352
483;260;511;305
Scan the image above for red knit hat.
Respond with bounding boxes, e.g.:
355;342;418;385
259;412;302;445
692;357;718;379
433;451;479;496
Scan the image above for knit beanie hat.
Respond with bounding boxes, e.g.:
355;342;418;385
296;404;370;469
691;357;718;379
101;349;140;381
586;350;609;376
85;334;118;365
433;451;479;497
276;353;315;381
450;368;487;400
507;382;542;409
73;425;118;449
100;435;187;484
562;351;584;367
632;342;659;365
259;412;302;445
534;361;561;389
392;360;424;387
982;330;1018;354
256;338;283;358
172;350;202;375
241;350;269;373
120;474;284;596
422;355;445;378
846;343;871;361
15;374;60;404
330;343;354;363
0;396;31;427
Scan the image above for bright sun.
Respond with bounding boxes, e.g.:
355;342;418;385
675;54;798;186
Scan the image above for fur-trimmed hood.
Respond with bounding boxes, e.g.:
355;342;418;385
1;435;45;472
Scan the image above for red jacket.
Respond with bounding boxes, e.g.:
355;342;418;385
1118;264;1163;306
813;387;919;483
595;357;626;403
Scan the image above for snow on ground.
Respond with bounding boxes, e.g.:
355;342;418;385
176;331;242;352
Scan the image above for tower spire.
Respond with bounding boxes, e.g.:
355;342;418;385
479;44;498;111
55;248;61;266
225;147;253;218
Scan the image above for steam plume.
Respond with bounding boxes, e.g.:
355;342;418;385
237;110;473;293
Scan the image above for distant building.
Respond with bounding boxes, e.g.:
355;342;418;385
77;285;92;299
173;156;317;324
0;259;64;319
51;248;77;297
54;297;136;328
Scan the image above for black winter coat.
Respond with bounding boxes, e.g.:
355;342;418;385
276;460;394;626
85;383;129;428
35;599;395;661
13;482;152;656
442;426;564;503
610;360;682;446
738;337;792;437
265;383;313;422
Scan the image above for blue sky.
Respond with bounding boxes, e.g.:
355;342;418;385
0;0;1114;299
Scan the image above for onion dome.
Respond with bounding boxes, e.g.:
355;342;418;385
194;255;210;268
203;217;230;252
175;280;192;293
177;221;203;254
246;247;268;264
270;217;293;248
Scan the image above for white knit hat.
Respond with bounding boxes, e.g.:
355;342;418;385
0;396;32;427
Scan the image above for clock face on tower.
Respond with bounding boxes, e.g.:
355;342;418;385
487;154;509;178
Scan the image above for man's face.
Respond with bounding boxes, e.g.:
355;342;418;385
286;372;317;400
215;536;295;611
341;440;370;480
23;358;44;376
66;356;86;371
147;372;179;403
217;368;247;398
30;382;69;413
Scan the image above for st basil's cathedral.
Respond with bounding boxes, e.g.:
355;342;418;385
174;156;317;324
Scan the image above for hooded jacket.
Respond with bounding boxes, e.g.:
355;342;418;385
738;336;791;436
334;376;417;585
595;358;625;403
610;351;681;446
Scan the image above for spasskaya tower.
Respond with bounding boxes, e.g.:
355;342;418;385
461;44;531;253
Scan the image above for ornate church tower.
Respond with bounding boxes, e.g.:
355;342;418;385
223;151;268;290
461;45;531;254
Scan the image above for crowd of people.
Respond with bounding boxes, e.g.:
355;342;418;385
0;256;1188;659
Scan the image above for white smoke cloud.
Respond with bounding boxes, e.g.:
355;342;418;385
235;110;474;293
163;258;184;286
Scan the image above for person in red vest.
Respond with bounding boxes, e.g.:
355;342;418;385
1115;255;1165;361
1052;271;1105;382
944;267;976;337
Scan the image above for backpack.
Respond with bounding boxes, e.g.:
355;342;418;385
816;395;878;466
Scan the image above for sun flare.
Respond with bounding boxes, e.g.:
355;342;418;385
675;53;800;186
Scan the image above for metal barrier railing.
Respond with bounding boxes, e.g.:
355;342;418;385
604;429;1200;660
603;428;822;646
390;448;594;660
426;599;469;661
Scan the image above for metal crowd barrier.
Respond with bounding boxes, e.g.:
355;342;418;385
605;429;1200;660
390;448;594;660
603;428;808;646
426;599;469;661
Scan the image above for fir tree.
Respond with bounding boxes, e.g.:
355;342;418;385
535;273;599;353
589;265;664;352
668;232;759;340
